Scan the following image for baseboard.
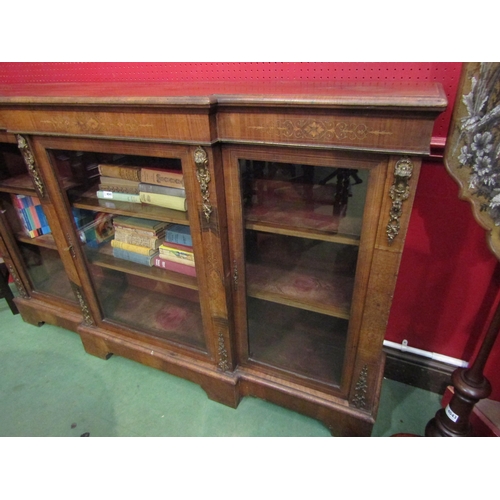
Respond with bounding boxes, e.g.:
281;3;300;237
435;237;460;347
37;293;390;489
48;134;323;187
383;346;456;395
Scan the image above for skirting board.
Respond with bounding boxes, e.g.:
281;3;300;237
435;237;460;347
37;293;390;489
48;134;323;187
383;346;455;395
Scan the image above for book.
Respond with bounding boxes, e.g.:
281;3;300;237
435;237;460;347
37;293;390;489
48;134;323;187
141;168;184;188
112;216;168;234
154;256;196;277
139;182;186;198
111;239;159;256
113;228;162;249
98;164;141;181
112;247;158;267
139;191;187;211
156;251;196;268
159;246;194;262
158;245;195;266
96;190;141;203
165;224;192;246
99;176;140;194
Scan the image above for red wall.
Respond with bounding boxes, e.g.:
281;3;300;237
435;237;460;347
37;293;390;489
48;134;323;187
2;63;499;399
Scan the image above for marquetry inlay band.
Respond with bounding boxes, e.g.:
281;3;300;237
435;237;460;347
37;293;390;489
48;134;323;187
277;119;392;142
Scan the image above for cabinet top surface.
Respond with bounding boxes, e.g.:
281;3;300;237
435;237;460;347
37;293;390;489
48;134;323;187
0;81;447;110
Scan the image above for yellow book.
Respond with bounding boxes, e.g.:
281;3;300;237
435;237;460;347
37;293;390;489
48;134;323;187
139;192;187;211
111;239;158;256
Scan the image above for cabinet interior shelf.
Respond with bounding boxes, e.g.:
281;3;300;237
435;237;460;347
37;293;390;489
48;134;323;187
16;232;57;250
86;244;198;291
72;190;189;226
246;261;353;320
245;221;360;246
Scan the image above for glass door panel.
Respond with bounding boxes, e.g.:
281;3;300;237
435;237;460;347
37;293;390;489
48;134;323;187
0;140;77;304
47;147;206;353
239;159;369;387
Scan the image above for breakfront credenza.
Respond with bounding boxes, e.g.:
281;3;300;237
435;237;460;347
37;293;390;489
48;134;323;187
0;82;446;436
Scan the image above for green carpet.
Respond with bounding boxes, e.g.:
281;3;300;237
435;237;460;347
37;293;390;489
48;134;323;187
0;297;442;437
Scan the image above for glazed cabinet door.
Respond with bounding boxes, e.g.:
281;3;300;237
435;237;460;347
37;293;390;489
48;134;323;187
0;132;79;309
223;145;391;397
30;136;221;360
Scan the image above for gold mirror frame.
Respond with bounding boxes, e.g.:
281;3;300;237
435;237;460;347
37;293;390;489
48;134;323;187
445;62;500;259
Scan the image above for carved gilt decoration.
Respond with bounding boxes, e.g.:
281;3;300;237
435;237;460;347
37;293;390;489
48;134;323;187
16;135;46;199
217;331;229;371
444;63;500;259
71;283;94;326
194;146;213;223
351;365;368;409
386;157;414;244
7;263;29;299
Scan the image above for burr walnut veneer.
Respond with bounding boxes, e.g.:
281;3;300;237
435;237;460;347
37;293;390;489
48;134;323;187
0;82;446;436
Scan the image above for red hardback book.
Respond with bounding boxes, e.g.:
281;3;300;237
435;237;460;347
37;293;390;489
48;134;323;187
154;256;196;277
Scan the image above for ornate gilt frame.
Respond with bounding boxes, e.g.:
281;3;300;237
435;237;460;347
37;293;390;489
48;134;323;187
445;62;500;259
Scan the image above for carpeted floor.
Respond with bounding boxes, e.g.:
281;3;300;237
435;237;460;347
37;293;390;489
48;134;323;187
0;296;442;437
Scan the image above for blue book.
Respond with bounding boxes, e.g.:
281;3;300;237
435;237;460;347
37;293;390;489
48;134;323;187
112;247;158;267
165;224;192;246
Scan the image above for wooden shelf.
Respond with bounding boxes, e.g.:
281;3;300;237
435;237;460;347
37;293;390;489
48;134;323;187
245;220;360;246
246;261;354;320
0;174;37;197
86;244;198;291
16;232;58;250
72;189;189;226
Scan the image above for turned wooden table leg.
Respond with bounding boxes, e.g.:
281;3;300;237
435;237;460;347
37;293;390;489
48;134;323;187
425;299;500;437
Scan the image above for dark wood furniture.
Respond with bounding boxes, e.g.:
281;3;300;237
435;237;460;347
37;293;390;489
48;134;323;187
0;82;446;436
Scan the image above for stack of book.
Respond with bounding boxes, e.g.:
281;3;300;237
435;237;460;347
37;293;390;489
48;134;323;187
12;194;51;238
110;216;168;267
96;164;141;204
154;224;196;277
139;168;187;212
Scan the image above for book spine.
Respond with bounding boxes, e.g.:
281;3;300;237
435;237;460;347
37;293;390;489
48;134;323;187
139;192;187;211
111;239;157;256
29;205;41;228
97;191;141;203
160;244;194;261
97;164;141;181
139;183;186;197
165;228;192;247
112;225;163;239
35;204;48;228
140;168;184;188
159;241;192;252
99;184;140;194
156;252;196;268
112;247;157;267
154;257;196;277
114;229;161;249
158;248;195;266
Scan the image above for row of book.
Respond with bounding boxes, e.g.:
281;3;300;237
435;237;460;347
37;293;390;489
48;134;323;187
12;194;51;238
110;216;196;277
95;164;187;212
